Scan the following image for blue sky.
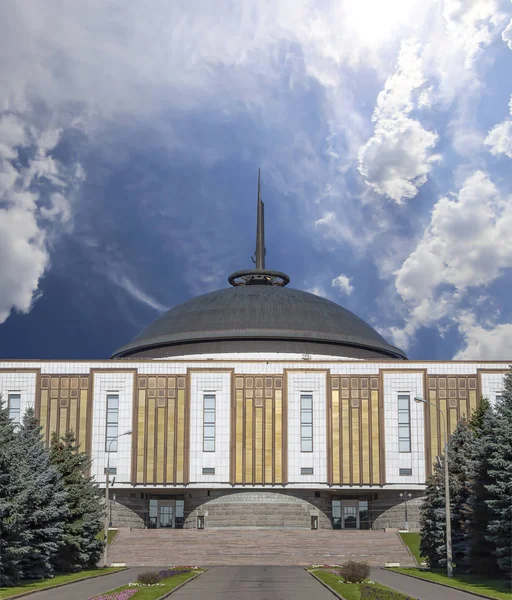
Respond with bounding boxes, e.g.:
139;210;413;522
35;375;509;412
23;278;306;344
0;0;511;360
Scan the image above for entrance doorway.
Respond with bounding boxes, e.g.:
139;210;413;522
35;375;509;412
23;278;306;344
148;498;184;528
332;499;370;529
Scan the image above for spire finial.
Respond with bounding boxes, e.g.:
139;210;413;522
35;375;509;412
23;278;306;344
255;168;266;269
227;168;290;287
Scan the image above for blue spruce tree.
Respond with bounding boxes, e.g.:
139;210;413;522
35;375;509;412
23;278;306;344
420;459;447;568
465;398;499;576
447;418;476;571
50;432;104;571
15;408;68;580
485;371;512;579
0;397;24;586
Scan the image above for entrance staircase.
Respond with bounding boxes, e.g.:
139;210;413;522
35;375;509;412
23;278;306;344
199;500;315;528
108;528;416;567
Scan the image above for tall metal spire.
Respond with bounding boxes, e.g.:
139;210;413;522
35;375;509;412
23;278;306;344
255;168;266;269
228;168;290;287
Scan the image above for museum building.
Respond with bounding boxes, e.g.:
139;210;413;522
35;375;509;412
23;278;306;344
1;183;509;531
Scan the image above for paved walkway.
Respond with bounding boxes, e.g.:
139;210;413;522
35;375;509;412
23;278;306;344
371;568;484;600
170;566;335;600
20;568;150;600
17;566;487;600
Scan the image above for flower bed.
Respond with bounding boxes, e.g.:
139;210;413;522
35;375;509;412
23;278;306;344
93;590;138;600
310;566;418;600
128;569;191;587
360;584;418;600
89;567;201;600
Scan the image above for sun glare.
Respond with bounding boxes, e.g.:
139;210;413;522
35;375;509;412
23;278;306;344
345;0;419;48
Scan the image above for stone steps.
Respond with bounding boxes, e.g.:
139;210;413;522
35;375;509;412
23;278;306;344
108;529;416;567
198;502;314;528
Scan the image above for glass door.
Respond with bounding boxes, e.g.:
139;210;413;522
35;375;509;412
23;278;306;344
159;504;173;528
148;499;178;528
341;500;359;529
342;505;358;528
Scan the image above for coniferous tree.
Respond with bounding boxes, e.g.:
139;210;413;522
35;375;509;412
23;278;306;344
447;419;476;571
468;397;491;434
50;431;104;571
14;408;68;580
485;372;512;579
0;397;24;586
420;460;447;568
465;398;499;575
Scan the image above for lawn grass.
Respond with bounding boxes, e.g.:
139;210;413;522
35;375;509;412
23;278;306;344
398;532;423;565
0;568;125;599
310;569;413;600
95;529;119;545
91;569;203;600
390;567;512;600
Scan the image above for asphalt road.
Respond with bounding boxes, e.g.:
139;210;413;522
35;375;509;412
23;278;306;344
169;566;335;600
370;568;485;600
19;566;488;600
20;568;150;600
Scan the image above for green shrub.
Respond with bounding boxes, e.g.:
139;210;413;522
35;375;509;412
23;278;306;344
360;584;418;600
136;571;161;585
339;560;370;583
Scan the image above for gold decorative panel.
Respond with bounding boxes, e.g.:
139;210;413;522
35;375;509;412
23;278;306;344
134;375;188;485
37;374;91;452
232;375;286;485
425;375;478;470
329;376;381;485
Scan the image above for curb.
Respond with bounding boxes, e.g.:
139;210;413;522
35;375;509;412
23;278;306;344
2;568;128;600
384;568;503;600
155;569;206;599
305;568;347;600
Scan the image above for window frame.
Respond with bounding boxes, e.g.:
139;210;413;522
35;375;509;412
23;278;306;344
300;393;313;453
397;392;411;453
105;392;119;452
7;392;21;425
203;393;216;453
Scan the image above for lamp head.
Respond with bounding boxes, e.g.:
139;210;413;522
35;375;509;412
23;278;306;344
123;430;133;436
414;395;426;404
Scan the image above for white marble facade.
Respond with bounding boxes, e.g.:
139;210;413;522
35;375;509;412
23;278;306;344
0;360;509;490
189;371;231;484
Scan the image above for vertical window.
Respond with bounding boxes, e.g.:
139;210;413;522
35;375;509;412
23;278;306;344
300;393;313;452
106;393;119;452
203;394;215;452
8;392;21;425
398;393;411;452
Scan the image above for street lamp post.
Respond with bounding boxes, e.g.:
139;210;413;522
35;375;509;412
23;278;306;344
399;491;412;531
414;395;452;578
103;430;132;567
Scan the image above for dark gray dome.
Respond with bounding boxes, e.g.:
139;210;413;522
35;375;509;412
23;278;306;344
112;285;406;360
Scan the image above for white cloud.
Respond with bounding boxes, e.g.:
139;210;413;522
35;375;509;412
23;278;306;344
314;211;363;250
391;171;512;349
358;38;440;203
396;171;511;302
110;274;168;313
485;95;512;158
442;0;506;69
0;116;77;324
454;313;512;360
306;285;329;298
0;200;48;323
501;16;512;50
331;274;353;296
